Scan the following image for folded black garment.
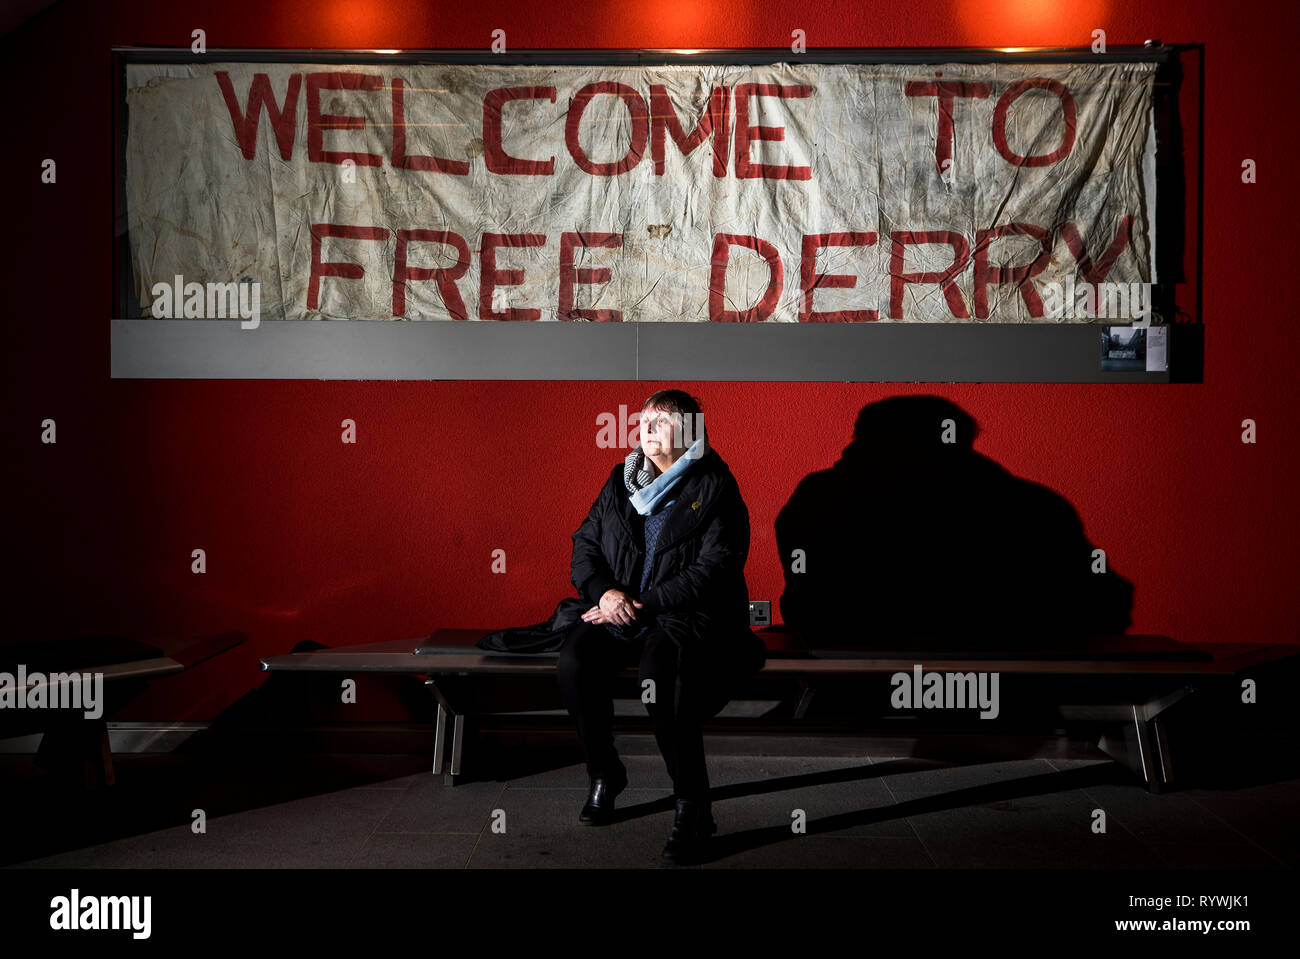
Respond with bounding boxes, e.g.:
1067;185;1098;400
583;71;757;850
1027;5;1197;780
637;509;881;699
473;596;590;654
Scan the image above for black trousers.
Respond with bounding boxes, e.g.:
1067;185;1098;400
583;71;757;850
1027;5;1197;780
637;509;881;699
555;618;734;804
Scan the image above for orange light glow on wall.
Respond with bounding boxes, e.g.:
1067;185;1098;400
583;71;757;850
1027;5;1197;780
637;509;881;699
957;0;1112;47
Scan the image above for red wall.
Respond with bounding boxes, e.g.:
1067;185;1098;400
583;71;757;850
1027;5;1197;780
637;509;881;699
2;0;1296;722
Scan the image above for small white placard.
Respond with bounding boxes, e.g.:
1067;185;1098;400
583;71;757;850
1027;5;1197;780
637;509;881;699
1146;326;1169;371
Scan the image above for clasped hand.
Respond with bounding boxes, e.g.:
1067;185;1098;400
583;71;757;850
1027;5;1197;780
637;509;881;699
582;588;644;627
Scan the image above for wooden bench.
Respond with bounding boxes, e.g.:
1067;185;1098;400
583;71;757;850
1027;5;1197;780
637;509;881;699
257;629;1299;794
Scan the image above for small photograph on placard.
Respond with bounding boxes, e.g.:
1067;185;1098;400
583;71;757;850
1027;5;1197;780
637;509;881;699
1145;326;1169;371
1100;326;1147;372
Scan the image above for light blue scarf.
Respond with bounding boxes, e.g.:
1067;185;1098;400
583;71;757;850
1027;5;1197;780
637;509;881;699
623;421;710;516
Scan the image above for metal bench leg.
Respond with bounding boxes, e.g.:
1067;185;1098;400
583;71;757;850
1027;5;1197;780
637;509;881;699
793;680;817;719
36;718;114;789
1090;687;1190;793
1129;704;1166;793
94;723;115;788
433;707;468;786
426;679;469;786
433;703;448;776
1149;712;1175;791
1138;687;1188;793
444;713;466;786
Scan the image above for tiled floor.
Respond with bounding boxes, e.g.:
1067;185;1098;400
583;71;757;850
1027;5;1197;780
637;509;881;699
3;742;1294;869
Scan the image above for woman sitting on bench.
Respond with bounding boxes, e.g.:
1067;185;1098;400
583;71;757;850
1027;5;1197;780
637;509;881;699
557;388;767;864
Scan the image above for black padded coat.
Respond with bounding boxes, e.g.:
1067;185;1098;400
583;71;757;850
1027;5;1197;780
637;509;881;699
476;447;768;682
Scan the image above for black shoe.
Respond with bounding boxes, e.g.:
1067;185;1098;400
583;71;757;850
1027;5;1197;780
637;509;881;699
661;797;717;863
579;766;628;825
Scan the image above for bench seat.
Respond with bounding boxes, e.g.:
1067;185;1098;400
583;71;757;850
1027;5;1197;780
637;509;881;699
257;629;1300;793
2;631;247;786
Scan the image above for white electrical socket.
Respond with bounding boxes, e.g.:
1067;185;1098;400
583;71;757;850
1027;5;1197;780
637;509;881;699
749;601;771;627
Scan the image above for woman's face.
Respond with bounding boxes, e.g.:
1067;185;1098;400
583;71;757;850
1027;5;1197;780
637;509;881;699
640;407;683;459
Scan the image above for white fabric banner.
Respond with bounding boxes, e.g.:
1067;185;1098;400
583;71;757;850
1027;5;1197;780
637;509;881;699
125;60;1156;323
